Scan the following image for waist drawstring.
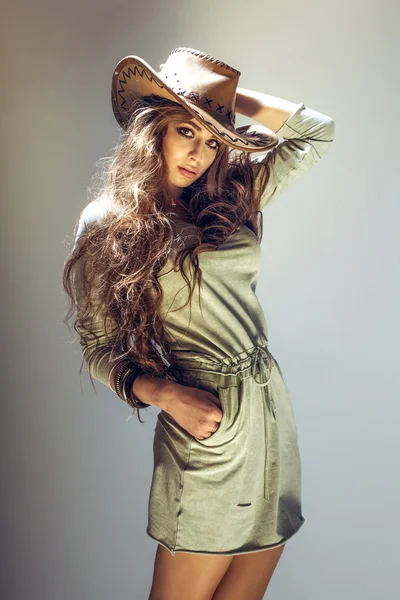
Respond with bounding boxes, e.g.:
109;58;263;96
125;344;278;424
250;345;277;423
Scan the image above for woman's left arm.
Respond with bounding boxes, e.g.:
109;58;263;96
235;87;336;210
235;87;299;132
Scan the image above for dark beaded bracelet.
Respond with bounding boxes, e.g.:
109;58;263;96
123;366;150;408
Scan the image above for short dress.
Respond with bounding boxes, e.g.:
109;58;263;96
72;102;335;556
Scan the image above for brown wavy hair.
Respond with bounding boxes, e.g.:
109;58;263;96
62;95;271;422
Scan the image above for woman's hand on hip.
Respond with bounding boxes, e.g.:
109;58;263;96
161;381;223;440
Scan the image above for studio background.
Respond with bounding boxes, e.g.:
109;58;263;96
2;1;398;598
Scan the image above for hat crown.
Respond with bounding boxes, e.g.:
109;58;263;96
157;48;240;126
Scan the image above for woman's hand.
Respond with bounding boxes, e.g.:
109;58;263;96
160;381;223;440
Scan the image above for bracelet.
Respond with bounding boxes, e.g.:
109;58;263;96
114;361;149;409
121;364;149;408
108;359;129;389
114;362;133;403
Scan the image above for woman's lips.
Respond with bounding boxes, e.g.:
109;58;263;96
178;166;197;179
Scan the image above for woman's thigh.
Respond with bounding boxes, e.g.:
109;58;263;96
211;543;286;600
149;544;234;600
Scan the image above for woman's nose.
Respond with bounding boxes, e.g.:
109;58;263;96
189;141;204;161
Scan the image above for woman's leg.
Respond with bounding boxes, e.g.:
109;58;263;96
148;544;234;600
211;543;286;600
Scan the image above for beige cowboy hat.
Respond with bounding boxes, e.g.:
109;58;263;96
111;47;279;153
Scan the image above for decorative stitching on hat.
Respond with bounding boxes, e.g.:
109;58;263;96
116;65;166;109
175;89;235;124
171;47;241;77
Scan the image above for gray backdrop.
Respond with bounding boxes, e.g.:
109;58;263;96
2;0;399;598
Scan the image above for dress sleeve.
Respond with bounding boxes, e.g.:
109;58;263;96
252;102;335;210
72;201;171;395
72;201;124;392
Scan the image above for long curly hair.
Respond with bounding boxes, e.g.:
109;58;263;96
62;95;271;422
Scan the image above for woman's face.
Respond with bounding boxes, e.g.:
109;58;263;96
162;118;222;201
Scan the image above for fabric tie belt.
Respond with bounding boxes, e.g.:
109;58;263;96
250;345;277;423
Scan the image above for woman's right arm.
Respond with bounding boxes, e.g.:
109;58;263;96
72;201;173;410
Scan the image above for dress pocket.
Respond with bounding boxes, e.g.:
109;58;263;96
193;385;229;446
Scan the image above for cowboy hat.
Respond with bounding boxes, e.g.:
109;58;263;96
111;47;279;153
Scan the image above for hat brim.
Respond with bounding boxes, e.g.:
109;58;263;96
111;55;279;152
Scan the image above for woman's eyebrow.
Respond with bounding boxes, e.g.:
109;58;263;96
180;120;202;132
180;121;218;140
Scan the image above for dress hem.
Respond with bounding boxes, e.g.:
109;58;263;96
146;515;305;557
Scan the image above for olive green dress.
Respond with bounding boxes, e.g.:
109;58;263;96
72;101;335;556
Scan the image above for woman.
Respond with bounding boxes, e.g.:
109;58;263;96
63;47;335;600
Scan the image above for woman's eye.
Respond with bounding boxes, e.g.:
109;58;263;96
178;127;192;136
209;139;221;150
177;127;220;150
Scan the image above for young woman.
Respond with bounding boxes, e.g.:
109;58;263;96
63;47;335;600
